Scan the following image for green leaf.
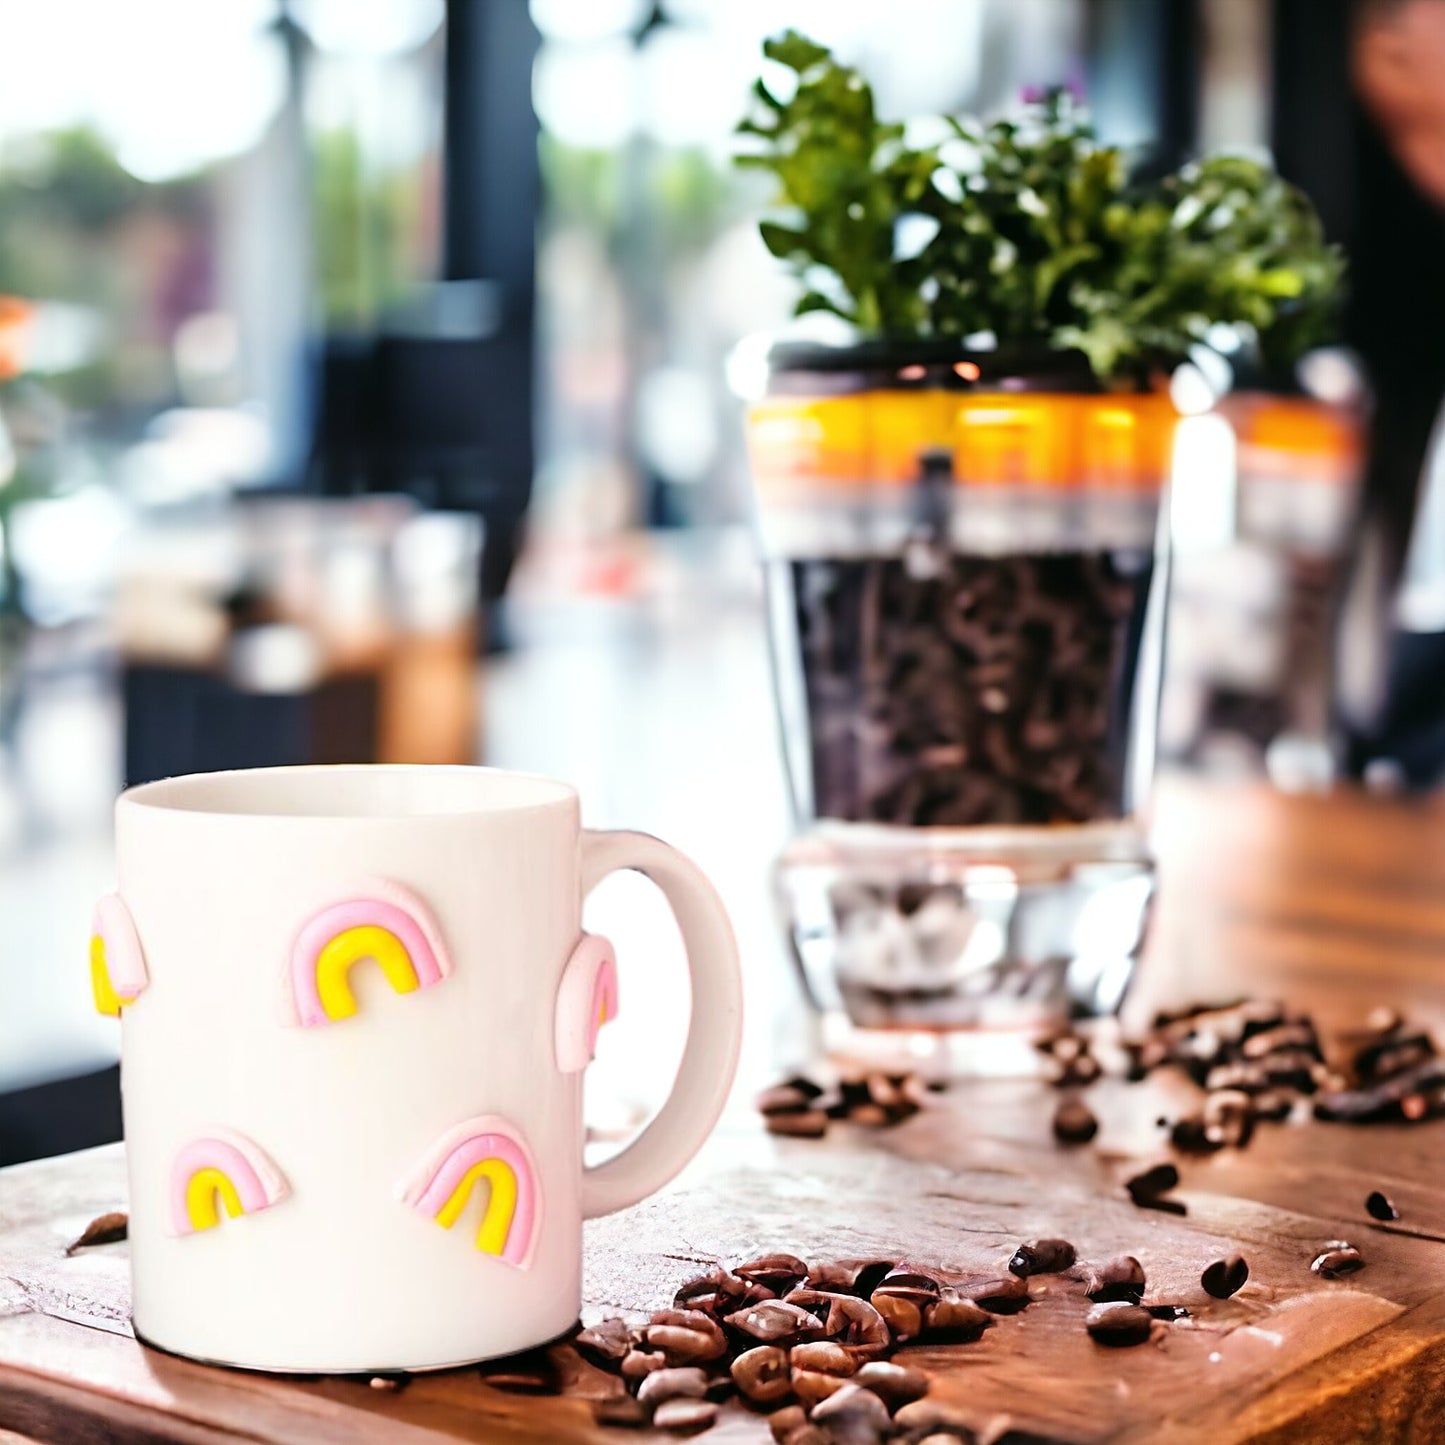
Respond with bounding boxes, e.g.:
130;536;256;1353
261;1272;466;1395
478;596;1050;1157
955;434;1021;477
759;220;808;259
764;31;832;73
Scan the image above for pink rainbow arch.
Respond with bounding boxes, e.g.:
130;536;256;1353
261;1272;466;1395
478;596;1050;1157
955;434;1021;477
554;933;619;1073
89;893;148;1017
397;1115;540;1269
284;879;452;1027
168;1129;289;1236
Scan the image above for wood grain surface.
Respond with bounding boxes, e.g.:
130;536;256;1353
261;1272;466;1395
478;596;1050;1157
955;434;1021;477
8;775;1445;1443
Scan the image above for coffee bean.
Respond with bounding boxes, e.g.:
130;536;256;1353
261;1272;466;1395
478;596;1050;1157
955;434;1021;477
790;1341;857;1376
1366;1190;1399;1221
786;1290;891;1356
781;1427;830;1445
592;1394;649;1428
1052;1097;1098;1144
727;1300;826;1345
768;1405;808;1443
868;1291;921;1340
847;1103;891;1128
969;1275;1032;1313
811;1382;895;1440
368;1374;405;1392
1008;1239;1076;1277
792;1367;848;1410
732;1345;793;1405
1311;1245;1364;1278
637;1366;709;1407
674;1267;755;1314
1055;1053;1102;1087
766;1110;830;1139
853;1360;930;1412
621;1350;667;1381
1241;1021;1320;1061
1126;1163;1185;1213
1083;1256;1146;1304
1356;1033;1435;1084
652;1398;718;1434
872;1268;942;1301
922;1292;994;1340
805;1259;897;1298
893;1397;978;1433
1085;1302;1154;1347
1315;1059;1445;1122
1251;1088;1295;1122
757;1084;822;1116
1147;1304;1190;1321
1201;1254;1249;1299
646;1322;726;1365
64;1211;128;1256
477;1349;561;1394
1168;1117;1219;1154
573;1316;633;1367
736;1254;811;1293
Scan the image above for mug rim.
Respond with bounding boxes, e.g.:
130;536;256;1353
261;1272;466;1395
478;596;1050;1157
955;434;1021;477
118;764;578;822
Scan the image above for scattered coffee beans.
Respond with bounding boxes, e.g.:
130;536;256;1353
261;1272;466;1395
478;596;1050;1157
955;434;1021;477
64;1210;128;1256
852;1360;929;1411
1201;1254;1249;1300
726;1300;825;1346
969;1275;1032;1314
1311;1244;1365;1278
1126;1163;1186;1215
1052;1096;1099;1145
1081;1255;1146;1304
810;1381;894;1437
756;1071;927;1140
1008;1239;1077;1277
575;1316;632;1366
592;1393;649;1428
652;1398;719;1434
1085;1302;1154;1347
923;1292;994;1341
731;1345;792;1405
1366;1190;1400;1222
636;1367;709;1407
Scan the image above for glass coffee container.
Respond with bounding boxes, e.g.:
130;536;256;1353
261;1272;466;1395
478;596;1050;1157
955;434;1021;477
748;342;1174;1046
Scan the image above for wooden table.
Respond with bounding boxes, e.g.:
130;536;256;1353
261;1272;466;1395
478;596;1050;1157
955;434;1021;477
7;775;1445;1443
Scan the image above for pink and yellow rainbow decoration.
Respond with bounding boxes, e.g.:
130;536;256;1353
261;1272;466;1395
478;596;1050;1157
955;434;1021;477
397;1115;540;1269
90;893;149;1017
169;1130;289;1236
554;933;619;1073
285;880;452;1027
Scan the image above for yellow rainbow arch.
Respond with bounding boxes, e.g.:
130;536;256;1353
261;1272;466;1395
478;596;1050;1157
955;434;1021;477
185;1167;246;1231
315;925;420;1021
435;1158;519;1256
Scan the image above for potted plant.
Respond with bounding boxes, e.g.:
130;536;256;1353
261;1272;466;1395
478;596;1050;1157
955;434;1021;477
735;34;1345;1044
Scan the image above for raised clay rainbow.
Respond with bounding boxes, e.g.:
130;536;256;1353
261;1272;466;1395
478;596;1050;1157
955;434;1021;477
397;1115;540;1269
284;880;452;1027
90;893;148;1017
169;1129;289;1236
554;933;619;1072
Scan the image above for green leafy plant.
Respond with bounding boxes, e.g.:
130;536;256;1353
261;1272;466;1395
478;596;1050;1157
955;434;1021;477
737;32;1344;380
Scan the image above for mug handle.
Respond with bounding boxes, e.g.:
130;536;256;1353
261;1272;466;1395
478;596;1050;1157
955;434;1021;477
578;829;743;1219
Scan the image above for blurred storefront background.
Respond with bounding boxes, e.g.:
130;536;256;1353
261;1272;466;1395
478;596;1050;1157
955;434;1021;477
2;0;1437;1160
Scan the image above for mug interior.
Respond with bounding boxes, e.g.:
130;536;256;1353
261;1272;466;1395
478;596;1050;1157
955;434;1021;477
120;765;575;819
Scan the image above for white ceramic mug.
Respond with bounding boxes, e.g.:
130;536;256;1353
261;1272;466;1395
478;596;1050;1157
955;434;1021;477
90;765;743;1373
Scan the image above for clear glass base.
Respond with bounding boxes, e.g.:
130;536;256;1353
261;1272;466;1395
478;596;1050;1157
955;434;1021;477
775;819;1155;1040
